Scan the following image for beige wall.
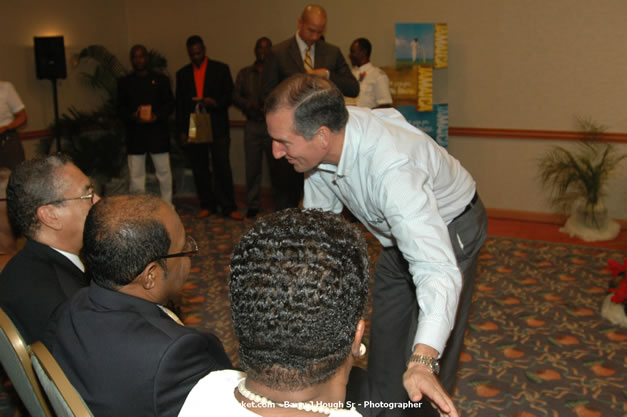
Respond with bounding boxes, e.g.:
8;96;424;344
3;0;626;219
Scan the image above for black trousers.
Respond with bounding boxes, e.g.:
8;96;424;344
270;158;303;210
186;138;236;214
368;196;488;416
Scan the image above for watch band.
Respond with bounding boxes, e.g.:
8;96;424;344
407;354;440;375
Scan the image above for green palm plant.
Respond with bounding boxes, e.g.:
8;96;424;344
538;118;626;227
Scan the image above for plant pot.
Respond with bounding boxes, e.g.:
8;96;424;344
559;200;620;242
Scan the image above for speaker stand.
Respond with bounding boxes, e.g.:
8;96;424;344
50;78;61;152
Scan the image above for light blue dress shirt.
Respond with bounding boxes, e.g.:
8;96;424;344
304;106;476;354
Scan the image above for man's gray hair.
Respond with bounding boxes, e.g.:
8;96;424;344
265;74;349;140
7;154;73;239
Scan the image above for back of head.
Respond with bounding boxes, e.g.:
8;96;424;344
186;35;204;48
7;154;72;239
265;74;348;139
355;38;372;59
230;208;369;390
82;194;170;290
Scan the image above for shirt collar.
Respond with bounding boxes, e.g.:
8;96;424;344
51;247;85;272
355;62;373;72
295;32;315;57
193;56;208;71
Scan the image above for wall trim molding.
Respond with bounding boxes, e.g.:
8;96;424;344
449;127;627;143
487;208;627;229
19;124;627;144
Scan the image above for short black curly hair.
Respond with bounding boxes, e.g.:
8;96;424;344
82;194;170;290
229;208;370;390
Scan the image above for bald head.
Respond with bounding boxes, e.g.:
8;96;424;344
298;4;327;46
82;194;172;290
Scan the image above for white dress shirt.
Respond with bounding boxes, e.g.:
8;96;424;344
303;106;476;354
51;247;85;272
0;81;25;127
350;63;393;108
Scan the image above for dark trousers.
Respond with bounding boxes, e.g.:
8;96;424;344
271;158;303;210
186;138;236;214
243;121;273;211
368;196;488;416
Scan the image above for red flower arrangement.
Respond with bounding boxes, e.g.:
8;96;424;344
606;258;627;306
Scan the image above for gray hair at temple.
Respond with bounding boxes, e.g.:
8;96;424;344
264;74;349;140
6;154;73;239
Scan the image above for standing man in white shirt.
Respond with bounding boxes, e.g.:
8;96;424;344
0;81;27;169
348;38;393;109
265;74;487;417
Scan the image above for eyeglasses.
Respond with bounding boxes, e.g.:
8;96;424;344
156;235;199;260
44;186;96;206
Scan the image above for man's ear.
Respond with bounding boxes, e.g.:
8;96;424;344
317;126;332;149
36;205;62;231
139;262;161;290
351;319;366;356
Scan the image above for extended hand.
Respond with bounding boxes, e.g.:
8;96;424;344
202;97;217;107
403;363;458;417
178;132;189;146
306;68;330;79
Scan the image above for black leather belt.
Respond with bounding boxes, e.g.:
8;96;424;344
453;192;478;222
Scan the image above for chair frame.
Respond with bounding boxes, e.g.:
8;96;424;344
30;341;93;417
0;307;53;417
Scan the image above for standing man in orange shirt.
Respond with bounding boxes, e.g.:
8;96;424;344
175;36;243;220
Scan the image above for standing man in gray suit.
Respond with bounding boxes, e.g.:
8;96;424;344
262;4;359;210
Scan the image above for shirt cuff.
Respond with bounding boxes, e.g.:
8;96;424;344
412;318;450;358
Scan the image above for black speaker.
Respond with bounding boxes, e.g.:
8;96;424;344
34;36;67;80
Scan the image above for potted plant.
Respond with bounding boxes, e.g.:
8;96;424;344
538;118;626;242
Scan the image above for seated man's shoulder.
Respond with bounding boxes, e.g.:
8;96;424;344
0;241;69;288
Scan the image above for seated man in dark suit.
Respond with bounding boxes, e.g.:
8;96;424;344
0;154;97;343
43;194;232;417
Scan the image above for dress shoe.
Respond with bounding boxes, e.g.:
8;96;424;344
246;209;258;218
227;211;244;221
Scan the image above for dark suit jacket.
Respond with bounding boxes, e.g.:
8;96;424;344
43;283;232;417
262;36;359;98
175;58;234;139
117;70;175;154
0;239;87;344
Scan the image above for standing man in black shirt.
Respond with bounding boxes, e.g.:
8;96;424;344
118;44;175;204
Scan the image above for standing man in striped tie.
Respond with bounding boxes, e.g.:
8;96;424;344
262;4;359;210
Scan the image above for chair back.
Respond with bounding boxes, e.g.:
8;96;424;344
30;341;93;417
0;307;53;417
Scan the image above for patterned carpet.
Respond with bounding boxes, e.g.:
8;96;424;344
1;201;626;416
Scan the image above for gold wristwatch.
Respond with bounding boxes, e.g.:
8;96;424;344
407;354;440;375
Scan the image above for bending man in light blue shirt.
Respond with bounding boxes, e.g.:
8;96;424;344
265;74;487;417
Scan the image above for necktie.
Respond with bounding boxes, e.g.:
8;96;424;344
304;46;313;71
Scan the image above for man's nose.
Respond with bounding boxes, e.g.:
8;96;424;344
272;141;286;159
